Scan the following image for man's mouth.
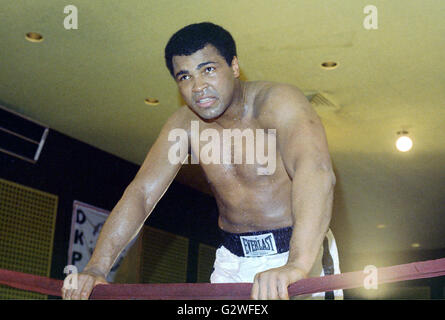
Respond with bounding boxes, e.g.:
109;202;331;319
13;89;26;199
195;96;217;108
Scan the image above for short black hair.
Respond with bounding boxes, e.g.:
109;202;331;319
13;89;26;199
164;22;237;77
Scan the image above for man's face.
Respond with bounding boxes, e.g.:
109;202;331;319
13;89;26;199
172;44;239;120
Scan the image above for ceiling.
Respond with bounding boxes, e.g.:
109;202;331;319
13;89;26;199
1;0;444;256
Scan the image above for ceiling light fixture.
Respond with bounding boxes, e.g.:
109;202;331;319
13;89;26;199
321;61;338;70
144;98;159;106
395;131;413;152
25;32;44;43
411;243;420;248
376;224;386;229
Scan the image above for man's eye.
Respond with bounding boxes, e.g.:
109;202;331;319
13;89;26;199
179;75;190;81
205;66;215;73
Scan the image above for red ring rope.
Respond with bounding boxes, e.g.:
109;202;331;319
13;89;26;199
1;257;444;299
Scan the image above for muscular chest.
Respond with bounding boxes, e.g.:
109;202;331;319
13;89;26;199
189;120;280;184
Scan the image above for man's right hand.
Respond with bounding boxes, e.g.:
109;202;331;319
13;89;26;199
62;270;108;300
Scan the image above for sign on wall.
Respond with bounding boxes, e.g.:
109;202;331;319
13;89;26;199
67;201;136;282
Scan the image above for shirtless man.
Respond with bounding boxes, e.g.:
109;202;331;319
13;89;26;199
62;22;342;300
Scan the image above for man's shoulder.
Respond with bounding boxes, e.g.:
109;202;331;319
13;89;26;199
252;81;307;109
251;81;312;127
164;106;197;130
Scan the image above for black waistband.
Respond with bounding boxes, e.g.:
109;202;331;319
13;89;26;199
219;226;293;257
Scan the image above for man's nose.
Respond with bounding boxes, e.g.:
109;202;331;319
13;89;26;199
192;77;208;93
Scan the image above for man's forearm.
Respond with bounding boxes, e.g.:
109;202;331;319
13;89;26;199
287;166;335;275
83;183;151;277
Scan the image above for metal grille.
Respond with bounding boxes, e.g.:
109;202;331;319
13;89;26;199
307;93;340;111
0;178;58;299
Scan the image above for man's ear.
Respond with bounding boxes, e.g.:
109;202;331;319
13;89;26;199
231;56;240;78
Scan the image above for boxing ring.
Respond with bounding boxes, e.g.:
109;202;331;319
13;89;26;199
1;257;444;299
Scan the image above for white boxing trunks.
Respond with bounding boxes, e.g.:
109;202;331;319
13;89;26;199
210;227;343;299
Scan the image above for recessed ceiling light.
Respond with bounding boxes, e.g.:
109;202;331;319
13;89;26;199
411;243;420;248
321;61;338;70
144;98;159;106
25;32;44;43
396;131;413;152
376;224;386;229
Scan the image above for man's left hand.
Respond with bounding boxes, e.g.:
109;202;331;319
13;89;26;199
251;264;306;300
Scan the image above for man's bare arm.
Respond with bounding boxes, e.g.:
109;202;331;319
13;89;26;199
276;86;335;274
252;84;335;299
62;108;190;299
